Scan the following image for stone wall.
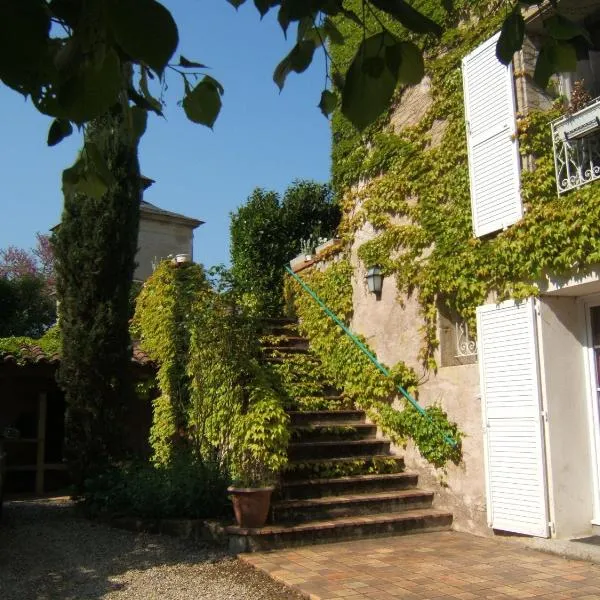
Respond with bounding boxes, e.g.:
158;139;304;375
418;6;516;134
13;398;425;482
136;217;195;281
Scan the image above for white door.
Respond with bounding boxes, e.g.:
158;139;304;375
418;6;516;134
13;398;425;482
477;299;550;537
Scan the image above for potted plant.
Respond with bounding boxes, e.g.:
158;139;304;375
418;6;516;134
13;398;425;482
227;391;290;528
227;453;277;528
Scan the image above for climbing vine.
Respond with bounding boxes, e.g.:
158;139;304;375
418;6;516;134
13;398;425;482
286;260;462;468
131;260;289;485
0;324;61;364
329;0;600;372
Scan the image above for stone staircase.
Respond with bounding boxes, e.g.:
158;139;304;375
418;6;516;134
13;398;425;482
225;318;452;552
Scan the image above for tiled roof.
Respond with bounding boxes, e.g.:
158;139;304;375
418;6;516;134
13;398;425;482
0;342;153;367
140;201;204;227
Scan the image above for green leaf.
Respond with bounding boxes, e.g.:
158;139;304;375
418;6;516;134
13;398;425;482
369;0;442;36
273;56;292;90
273;40;316;90
182;76;223;127
47;119;73;147
342;31;401;131
131;107;148;142
0;0;51;95
107;0;179;74
323;18;345;45
544;14;591;44
56;49;122;123
321;0;343;15
278;3;291;35
397;41;424;85
290;40;316;73
318;90;337;117
179;56;207;69
62;155;108;200
254;0;278;17
496;9;525;65
227;0;247;7
331;71;345;90
77;173;109;200
534;40;577;88
85;142;116;188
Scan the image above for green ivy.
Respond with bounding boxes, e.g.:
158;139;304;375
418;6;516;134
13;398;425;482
131;260;289;485
286;259;462;468
329;0;600;373
0;324;61;364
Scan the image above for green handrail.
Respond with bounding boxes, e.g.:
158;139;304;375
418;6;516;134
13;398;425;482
285;265;457;448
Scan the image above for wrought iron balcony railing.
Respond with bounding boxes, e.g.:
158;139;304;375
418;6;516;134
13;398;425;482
551;96;600;194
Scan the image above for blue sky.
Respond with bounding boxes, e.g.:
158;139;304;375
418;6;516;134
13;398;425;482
0;1;331;268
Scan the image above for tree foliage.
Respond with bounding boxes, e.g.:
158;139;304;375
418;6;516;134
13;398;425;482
0;234;56;337
0;0;589;142
52;106;141;490
230;180;340;316
0;276;56;338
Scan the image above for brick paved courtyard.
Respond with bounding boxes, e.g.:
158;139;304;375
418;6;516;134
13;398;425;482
241;531;600;599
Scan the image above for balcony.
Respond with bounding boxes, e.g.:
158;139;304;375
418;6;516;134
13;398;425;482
551;97;600;194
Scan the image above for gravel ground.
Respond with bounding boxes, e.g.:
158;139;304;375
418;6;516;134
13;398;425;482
0;498;304;600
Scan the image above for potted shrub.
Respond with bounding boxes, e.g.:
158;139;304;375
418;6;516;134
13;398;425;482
227;454;277;528
228;392;290;528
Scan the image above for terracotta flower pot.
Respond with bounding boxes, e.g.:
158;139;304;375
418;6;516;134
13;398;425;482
227;486;274;528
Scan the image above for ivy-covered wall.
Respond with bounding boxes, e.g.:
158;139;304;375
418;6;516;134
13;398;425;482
311;0;600;535
331;1;600;369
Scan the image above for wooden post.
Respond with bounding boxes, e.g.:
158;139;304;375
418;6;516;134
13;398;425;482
35;392;47;495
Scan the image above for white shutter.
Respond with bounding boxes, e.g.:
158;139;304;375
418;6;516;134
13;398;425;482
477;299;550;537
462;33;522;238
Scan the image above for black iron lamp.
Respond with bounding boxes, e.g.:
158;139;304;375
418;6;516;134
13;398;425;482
366;265;383;298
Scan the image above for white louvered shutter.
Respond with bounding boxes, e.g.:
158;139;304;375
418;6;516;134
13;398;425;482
476;299;549;537
462;33;522;237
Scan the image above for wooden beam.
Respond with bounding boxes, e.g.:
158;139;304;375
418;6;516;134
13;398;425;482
35;392;47;495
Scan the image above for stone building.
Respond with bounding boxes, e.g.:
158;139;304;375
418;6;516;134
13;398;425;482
135;200;203;281
303;0;600;545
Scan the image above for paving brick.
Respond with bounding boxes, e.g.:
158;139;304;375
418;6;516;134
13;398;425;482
240;531;600;600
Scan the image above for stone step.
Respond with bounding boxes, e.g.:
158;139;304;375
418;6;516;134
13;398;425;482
262;317;297;325
284;455;405;481
287;410;366;426
291;423;378;442
225;509;453;552
261;336;309;349
272;489;434;523
288;439;391;461
262;346;310;356
279;472;419;500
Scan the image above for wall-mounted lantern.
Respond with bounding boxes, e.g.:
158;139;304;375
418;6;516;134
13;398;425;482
366;265;383;299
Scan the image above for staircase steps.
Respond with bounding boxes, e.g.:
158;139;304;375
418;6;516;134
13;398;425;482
272;489;434;522
261;336;308;349
288;439;391;460
226;509;453;552
279;472;419;500
225;318;453;552
284;455;406;481
291;423;378;442
287;410;365;425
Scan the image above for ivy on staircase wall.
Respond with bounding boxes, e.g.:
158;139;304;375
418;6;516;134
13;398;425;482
286;260;462;468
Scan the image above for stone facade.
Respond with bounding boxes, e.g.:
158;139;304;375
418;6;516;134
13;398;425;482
135;201;203;281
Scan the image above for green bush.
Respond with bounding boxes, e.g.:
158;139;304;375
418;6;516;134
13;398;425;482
82;457;230;519
230;180;340;317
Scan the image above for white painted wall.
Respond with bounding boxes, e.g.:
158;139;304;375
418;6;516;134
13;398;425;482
538;296;594;538
135;217;195;281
